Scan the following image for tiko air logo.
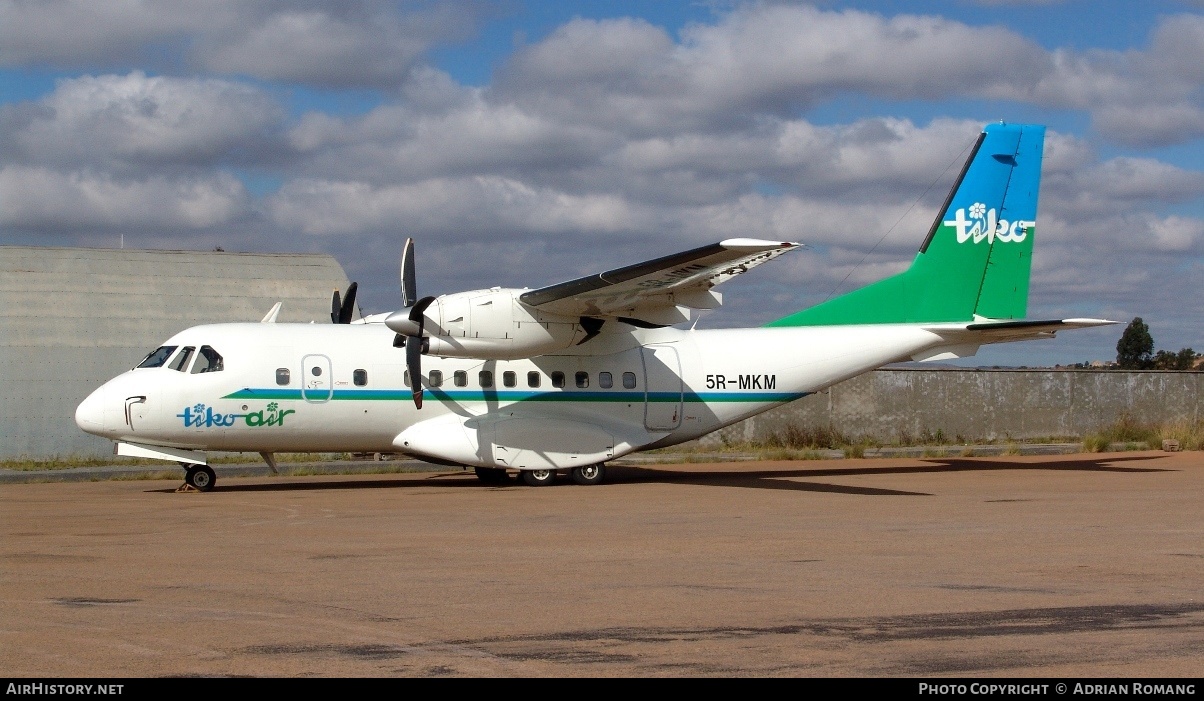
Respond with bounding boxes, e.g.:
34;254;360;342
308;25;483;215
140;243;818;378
945;202;1033;244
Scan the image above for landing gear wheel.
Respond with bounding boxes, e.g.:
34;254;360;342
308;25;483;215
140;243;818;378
474;466;511;484
185;465;216;492
570;463;606;486
520;469;556;487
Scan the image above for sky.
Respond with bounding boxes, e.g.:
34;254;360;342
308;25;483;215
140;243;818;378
2;0;1203;368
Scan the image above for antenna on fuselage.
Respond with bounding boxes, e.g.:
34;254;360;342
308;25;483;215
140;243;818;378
261;302;283;323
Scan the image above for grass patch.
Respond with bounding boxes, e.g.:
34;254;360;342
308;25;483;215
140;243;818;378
1081;414;1161;453
1158;418;1204;451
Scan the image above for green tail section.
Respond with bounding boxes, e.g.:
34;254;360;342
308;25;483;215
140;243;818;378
768;122;1045;327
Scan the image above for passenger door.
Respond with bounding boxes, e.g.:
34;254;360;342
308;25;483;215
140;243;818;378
641;345;682;431
301;354;333;403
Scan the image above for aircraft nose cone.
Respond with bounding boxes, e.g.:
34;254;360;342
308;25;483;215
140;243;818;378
75;385;108;435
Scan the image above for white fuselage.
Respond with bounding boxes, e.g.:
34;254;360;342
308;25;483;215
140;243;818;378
75;321;951;469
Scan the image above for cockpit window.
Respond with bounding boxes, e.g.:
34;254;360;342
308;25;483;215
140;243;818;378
191;345;224;374
169;346;195;372
136;346;177;369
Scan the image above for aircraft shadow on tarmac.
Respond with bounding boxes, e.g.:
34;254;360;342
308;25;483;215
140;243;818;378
147;454;1174;497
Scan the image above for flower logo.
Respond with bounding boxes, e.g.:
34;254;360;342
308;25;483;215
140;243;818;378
969;202;986;219
267;402;279;412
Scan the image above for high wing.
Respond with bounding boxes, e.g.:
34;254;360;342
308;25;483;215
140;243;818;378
519;238;800;326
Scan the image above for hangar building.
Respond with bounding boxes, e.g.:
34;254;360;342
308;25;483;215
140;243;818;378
0;246;353;460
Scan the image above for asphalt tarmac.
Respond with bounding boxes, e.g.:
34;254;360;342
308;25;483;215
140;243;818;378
2;451;1201;678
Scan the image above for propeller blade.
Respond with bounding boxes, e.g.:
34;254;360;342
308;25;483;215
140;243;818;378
409;295;436;324
330;289;341;324
406;333;423;409
338;281;358;324
405;296;437;409
401;238;417;308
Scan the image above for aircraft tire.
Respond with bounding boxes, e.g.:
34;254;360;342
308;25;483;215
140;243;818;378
474;466;510;484
185;465;216;492
520;469;555;487
570;464;606;486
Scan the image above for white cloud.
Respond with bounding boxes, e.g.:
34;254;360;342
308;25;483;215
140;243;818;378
265;176;643;239
0;0;227;66
495;6;1048;133
0;166;249;230
0;0;484;87
2;72;284;168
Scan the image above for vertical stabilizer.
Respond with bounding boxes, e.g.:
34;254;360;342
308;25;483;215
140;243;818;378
769;122;1044;327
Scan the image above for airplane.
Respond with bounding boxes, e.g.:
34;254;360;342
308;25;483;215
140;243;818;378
75;121;1115;491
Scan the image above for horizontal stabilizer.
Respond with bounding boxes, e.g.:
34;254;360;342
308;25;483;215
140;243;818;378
923;317;1117;344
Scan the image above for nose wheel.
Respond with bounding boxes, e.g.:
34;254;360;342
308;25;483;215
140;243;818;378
182;464;217;492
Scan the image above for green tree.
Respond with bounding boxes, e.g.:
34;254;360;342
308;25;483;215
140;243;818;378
1152;347;1199;370
1116;317;1154;369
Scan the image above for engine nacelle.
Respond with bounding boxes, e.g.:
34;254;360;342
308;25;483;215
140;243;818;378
417;288;585;360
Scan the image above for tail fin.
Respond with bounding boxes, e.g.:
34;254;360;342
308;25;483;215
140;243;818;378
769;122;1045;327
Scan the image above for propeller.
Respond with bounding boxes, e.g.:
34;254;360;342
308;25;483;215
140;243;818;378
385;238;436;408
330;281;358;324
404;297;436;408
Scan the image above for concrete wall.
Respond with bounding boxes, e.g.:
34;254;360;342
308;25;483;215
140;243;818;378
0;246;352;460
710;368;1204;445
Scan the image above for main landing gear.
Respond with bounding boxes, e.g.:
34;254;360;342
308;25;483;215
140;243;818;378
474;466;511;484
569;463;605;486
181;463;216;492
474;463;606;487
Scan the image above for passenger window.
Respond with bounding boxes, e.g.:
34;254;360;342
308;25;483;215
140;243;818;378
599;372;613;389
353;369;368;386
551;371;565;388
503;371;516;388
623;372;637;389
479;371;493;388
276;368;290;386
192;345;223;373
429;370;442;387
527;371;540;388
169;346;195;372
136;345;177;368
454;370;467;387
575;371;589;388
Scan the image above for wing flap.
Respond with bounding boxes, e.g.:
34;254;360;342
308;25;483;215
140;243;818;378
519;238;800;321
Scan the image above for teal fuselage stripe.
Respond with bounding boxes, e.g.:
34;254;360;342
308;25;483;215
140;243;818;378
223;388;808;404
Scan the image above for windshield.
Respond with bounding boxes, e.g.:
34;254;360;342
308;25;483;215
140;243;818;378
192;345;224;373
135;345;177;369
